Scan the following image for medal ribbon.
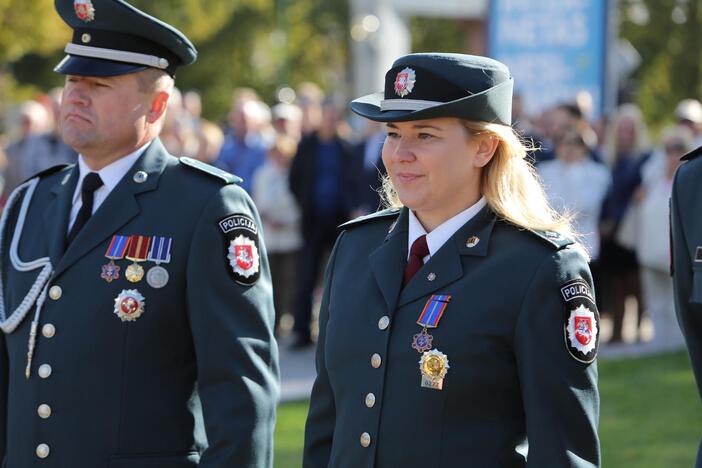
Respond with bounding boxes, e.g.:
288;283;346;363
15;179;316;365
105;235;130;260
417;294;451;328
125;235;151;262
147;236;172;264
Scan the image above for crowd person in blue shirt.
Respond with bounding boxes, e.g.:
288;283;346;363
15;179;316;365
289;95;362;348
215;88;270;194
599;103;651;344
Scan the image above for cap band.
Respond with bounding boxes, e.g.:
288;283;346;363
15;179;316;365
380;99;442;112
64;43;169;70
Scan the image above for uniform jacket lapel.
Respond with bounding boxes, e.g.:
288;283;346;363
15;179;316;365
44;166;79;267
397;206;497;308
369;208;409;313
53;139;169;279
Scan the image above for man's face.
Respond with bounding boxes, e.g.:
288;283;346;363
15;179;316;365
60;73;151;160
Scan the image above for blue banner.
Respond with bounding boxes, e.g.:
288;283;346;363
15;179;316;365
488;0;609;119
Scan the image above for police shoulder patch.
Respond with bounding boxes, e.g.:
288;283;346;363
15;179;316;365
179;157;243;184
561;278;599;363
338;208;401;230
218;213;260;286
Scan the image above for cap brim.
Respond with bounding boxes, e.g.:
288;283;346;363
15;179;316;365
351;83;513;126
54;55;148;77
681;145;702;161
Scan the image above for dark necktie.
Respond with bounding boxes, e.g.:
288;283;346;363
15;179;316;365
403;234;429;287
66;172;103;246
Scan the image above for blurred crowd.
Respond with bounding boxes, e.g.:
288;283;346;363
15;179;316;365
1;83;698;353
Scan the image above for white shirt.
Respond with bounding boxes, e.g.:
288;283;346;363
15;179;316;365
537;158;611;259
407;197;487;262
68;142;151;233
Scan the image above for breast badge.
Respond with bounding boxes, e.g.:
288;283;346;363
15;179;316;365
219;214;261;286
419;349;450;390
114;289;145;322
561;279;600;363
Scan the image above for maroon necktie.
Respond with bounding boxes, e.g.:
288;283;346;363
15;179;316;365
403;235;429;287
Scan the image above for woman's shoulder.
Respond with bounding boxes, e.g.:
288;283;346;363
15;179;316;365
493;220;589;271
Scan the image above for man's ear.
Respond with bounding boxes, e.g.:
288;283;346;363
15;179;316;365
146;91;170;124
473;134;499;168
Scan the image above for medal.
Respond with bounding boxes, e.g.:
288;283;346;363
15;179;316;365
146;236;172;289
113;289;145;322
419;349;450;390
125;235;151;283
411;294;451;353
101;235;129;283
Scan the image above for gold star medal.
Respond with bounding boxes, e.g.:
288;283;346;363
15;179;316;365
125;235;151;283
419;349;450;390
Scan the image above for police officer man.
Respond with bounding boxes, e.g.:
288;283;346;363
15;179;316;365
672;145;702;466
0;0;278;466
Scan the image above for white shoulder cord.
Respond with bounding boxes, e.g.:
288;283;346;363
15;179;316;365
0;178;54;378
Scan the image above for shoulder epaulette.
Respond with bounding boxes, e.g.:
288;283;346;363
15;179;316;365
179;157;242;184
339;208;401;230
525;228;574;249
22;164;71;185
682;145;702;161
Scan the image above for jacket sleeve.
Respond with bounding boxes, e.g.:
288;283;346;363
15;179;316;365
303;231;345;468
671;164;702;397
186;184;280;468
514;246;600;467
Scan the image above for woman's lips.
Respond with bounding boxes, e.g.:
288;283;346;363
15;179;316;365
396;172;423;183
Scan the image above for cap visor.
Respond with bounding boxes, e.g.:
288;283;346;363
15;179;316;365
54;55;148;77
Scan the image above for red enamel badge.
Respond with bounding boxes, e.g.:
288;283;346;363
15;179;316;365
394;67;416;98
74;0;95;22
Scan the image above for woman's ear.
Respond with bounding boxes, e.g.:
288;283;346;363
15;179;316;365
473;134;499;168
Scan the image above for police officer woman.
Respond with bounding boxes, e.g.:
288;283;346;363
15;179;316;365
303;53;600;467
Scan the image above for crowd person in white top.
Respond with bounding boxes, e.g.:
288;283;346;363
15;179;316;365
634;126;691;351
252;134;303;335
537;128;611;261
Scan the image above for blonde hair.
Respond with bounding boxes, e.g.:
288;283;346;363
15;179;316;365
381;119;575;238
602;103;650;167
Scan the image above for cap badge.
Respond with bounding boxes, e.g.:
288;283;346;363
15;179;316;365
394;67;416;98
74;0;95;22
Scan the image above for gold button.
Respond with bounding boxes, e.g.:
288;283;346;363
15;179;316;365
48;286;62;300
38;364;52;379
37;404;52;419
360;432;371;448
42;324;56;338
36;443;50;459
378;316;389;330
371;353;382;369
365;393;376;408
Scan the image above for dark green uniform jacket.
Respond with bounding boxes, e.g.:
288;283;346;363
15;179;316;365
304;206;600;467
671;152;702;466
0;139;279;467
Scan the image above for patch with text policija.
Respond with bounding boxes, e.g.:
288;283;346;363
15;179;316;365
560;279;600;364
218;214;260;286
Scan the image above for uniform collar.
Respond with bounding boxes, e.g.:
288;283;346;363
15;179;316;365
72;140;152;205
407;196;487;260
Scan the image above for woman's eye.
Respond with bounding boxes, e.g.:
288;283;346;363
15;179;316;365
386;132;399;139
418;133;434;140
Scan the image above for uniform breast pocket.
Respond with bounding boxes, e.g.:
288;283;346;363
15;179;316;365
108;450;199;468
690;265;702;305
